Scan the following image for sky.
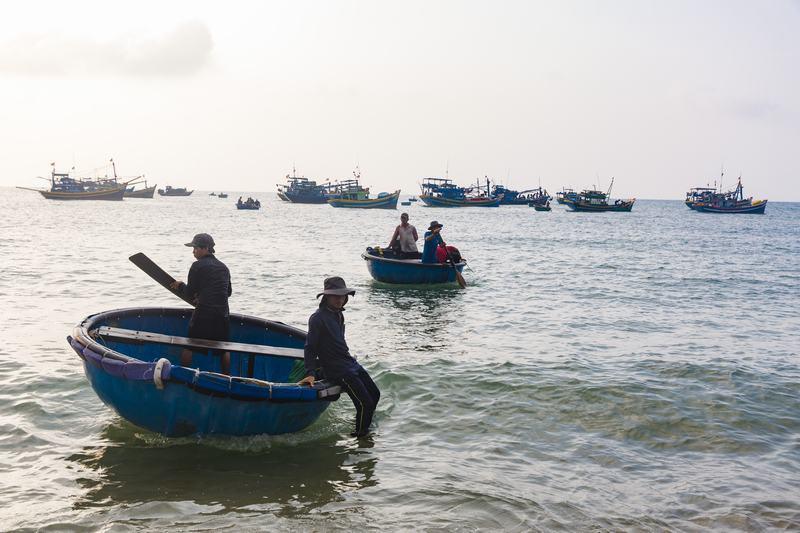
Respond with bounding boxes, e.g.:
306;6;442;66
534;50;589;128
1;0;798;200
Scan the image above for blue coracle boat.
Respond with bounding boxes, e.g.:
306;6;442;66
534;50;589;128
67;307;340;437
362;247;466;284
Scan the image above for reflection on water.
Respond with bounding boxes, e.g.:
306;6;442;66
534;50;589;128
69;421;378;516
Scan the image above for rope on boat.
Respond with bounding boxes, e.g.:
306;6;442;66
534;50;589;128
154;358;169;390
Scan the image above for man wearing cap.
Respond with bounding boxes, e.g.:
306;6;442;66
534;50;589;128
298;277;380;438
169;233;233;372
422;220;445;263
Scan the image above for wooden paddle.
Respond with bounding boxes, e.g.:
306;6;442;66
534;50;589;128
438;237;467;289
129;252;196;306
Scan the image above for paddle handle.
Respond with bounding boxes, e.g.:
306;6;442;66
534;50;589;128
437;237;467;289
129;252;196;306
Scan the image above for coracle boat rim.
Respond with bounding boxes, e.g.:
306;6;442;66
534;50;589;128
361;252;466;268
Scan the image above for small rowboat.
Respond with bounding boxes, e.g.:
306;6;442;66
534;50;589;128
362;247;466;284
532;203;551;211
67;307;340;437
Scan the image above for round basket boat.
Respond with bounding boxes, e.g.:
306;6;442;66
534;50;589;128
362;247;466;284
67;307;340;437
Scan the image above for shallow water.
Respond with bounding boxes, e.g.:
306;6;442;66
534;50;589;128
1;188;798;531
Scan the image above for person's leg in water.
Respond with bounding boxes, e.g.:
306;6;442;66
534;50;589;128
339;367;380;437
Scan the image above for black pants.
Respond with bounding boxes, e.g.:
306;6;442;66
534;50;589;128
339;368;380;436
188;310;230;341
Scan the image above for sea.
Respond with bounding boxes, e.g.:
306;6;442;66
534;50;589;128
0;187;798;531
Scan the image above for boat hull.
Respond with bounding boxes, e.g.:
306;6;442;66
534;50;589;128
68;307;339;437
158;189;194;196
532;204;552;211
328;190;400;209
237;204;261;210
567;199;635;212
362;252;466;284
39;187;126;201
694;200;767;214
283;191;329;204
419;194;501;207
124;186;156;198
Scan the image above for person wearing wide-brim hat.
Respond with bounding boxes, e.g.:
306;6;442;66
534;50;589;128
299;276;380;438
421;220;445;264
169;233;233;372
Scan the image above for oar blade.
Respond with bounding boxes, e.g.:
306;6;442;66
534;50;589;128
129;252;195;306
455;270;467;289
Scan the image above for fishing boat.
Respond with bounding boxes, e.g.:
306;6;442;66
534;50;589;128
218;193;228;199
236;197;261;210
362;247;466;284
67;306;341;437
401;200;412;206
18;163;127;200
158;186;194;196
209;192;217;196
124;180;156;199
532;203;552;211
565;179;635;212
327;168;400;209
408;196;418;202
556;188;579;205
690;177;767;214
493;184;551;206
277;167;333;204
419;177;502;207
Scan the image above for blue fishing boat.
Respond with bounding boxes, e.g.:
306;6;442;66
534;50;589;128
277;167;333;204
687;176;767;214
327;168;400;209
565;178;635;212
67;306;341;437
418;177;501;207
556;188;579;205
492;184;551;206
362;247;466;284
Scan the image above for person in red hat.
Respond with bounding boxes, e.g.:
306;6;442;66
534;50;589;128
298;276;380;438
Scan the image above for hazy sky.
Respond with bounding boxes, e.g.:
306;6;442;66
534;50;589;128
1;0;798;199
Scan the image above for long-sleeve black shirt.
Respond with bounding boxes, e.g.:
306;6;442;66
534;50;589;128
304;305;361;380
178;254;232;317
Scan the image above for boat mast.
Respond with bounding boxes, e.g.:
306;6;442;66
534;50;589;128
606;176;614;198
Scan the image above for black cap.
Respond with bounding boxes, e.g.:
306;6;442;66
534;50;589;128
316;276;356;298
185;233;215;253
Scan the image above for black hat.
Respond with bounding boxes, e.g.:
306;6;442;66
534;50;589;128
185;233;215;253
428;220;443;231
316;276;356;298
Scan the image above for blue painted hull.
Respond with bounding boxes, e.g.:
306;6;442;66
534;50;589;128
68;307;339;437
362;252;466;284
694;201;767;214
419;194;501;207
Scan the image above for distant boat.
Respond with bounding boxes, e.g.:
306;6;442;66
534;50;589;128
688;176;766;214
209;192;217;196
236;197;261;210
124;180;156;199
218;193;228;198
401;200;412;206
158;186;193;196
362;247;466;284
277;167;333;204
419;177;502;207
67;306;341;436
408;196;418;202
565;179;635;212
532;203;552;211
493;184;551;206
18;162;126;201
556;188;578;204
327;167;400;209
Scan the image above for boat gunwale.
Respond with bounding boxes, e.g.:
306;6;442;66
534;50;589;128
361;252;466;269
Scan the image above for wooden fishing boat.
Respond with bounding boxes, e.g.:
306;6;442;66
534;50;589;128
566;179;635;212
327;168;400;209
556;188;578;205
277;167;333;204
158;186;194;196
218;193;228;198
19;163;126;200
67;307;340;437
419;177;502;207
532;203;552;211
362;247;466;284
493;184;552;206
688;176;766;214
124;180;156;198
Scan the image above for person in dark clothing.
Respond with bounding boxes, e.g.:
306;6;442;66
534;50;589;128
169;233;233;372
298;276;380;438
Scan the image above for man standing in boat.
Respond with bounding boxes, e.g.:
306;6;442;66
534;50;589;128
387;212;419;259
169;233;232;373
299;277;380;438
422;220;445;263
